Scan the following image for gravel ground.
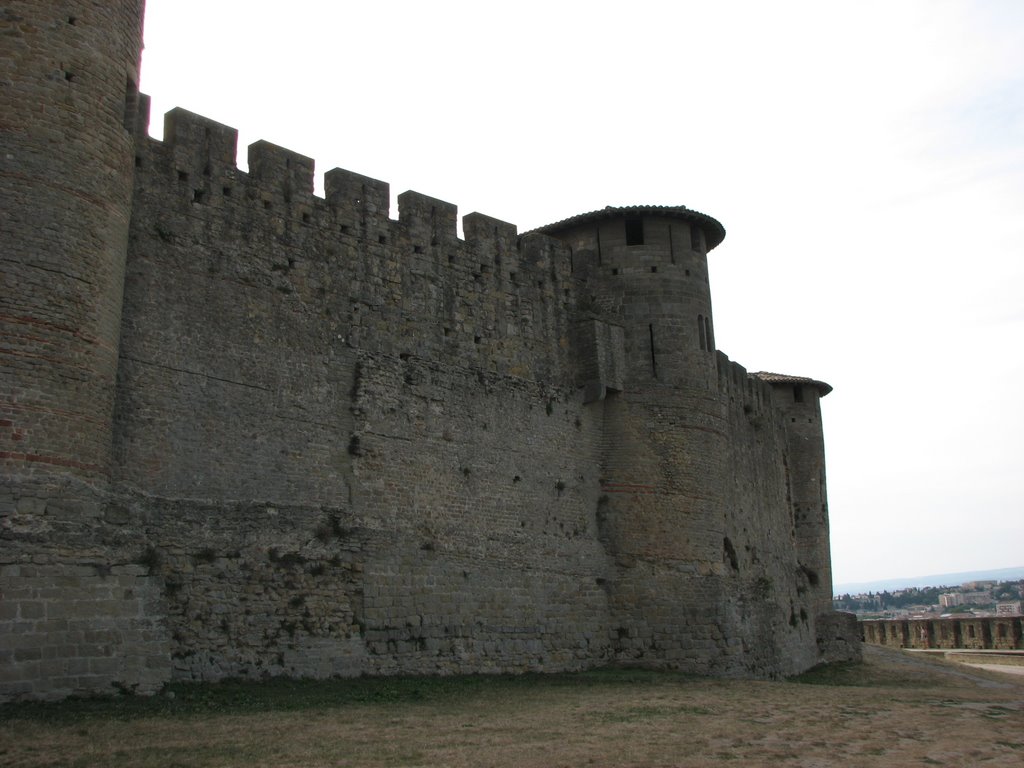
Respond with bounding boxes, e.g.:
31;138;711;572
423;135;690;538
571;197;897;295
1;644;1022;767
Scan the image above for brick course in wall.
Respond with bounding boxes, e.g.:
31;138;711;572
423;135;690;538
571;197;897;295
1;0;860;702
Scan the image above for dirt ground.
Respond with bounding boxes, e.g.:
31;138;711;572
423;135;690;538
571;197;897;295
1;645;1022;767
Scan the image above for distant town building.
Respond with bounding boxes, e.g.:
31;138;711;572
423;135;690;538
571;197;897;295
996;602;1023;617
939;593;964;608
962;591;993;605
962;580;997;591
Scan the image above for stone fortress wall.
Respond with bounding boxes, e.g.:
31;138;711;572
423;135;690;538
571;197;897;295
0;0;859;702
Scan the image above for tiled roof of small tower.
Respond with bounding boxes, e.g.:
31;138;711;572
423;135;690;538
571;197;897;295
752;372;833;397
529;205;727;250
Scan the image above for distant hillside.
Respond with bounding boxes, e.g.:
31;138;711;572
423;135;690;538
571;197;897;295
834;566;1024;596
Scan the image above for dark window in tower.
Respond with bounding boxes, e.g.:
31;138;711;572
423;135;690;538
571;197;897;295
625;216;644;246
648;324;658;378
698;314;706;351
123;78;138;132
793;385;804;403
723;537;739;571
704;316;714;352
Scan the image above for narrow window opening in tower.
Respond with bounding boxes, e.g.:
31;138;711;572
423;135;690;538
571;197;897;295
698;314;706;351
648;324;657;378
705;316;714;351
793;384;804;403
595;226;603;264
669;225;676;263
723;537;739;571
690;225;702;250
123;78;138;131
625;216;644;246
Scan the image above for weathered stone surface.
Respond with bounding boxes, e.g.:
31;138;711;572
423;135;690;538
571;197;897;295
1;1;858;702
862;617;1023;652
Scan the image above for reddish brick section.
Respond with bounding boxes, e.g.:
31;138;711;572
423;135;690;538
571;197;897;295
0;1;144;482
0;451;104;473
1;0;148;702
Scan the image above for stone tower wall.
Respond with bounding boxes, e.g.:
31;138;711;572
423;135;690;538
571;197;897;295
717;359;824;675
533;215;828;677
767;382;834;614
1;0;143;483
1;1;170;702
0;3;854;702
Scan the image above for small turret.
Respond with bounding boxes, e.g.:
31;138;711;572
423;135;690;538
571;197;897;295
754;372;835;613
535;206;725;390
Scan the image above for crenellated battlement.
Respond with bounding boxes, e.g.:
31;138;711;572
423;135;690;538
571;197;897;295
161;108;238;175
715;352;779;423
132;97;574;303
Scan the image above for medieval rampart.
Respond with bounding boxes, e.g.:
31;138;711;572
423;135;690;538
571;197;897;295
862;617;1024;651
1;0;859;702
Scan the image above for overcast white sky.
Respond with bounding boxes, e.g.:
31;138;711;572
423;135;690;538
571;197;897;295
139;0;1023;589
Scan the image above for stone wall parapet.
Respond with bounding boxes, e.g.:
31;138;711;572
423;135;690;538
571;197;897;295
861;617;1023;651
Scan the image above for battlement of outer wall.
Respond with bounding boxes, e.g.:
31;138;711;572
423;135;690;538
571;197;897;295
716;352;780;419
130;95;584;379
133;96;570;283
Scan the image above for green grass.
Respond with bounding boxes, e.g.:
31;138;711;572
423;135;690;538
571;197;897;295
788;655;949;688
0;666;694;724
787;660;867;686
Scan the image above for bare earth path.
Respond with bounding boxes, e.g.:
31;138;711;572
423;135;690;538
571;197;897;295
1;645;1022;767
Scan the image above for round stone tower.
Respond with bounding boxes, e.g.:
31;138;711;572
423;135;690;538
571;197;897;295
537;206;746;671
541;206;725;391
755;372;835;615
537;206;728;563
0;1;145;487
